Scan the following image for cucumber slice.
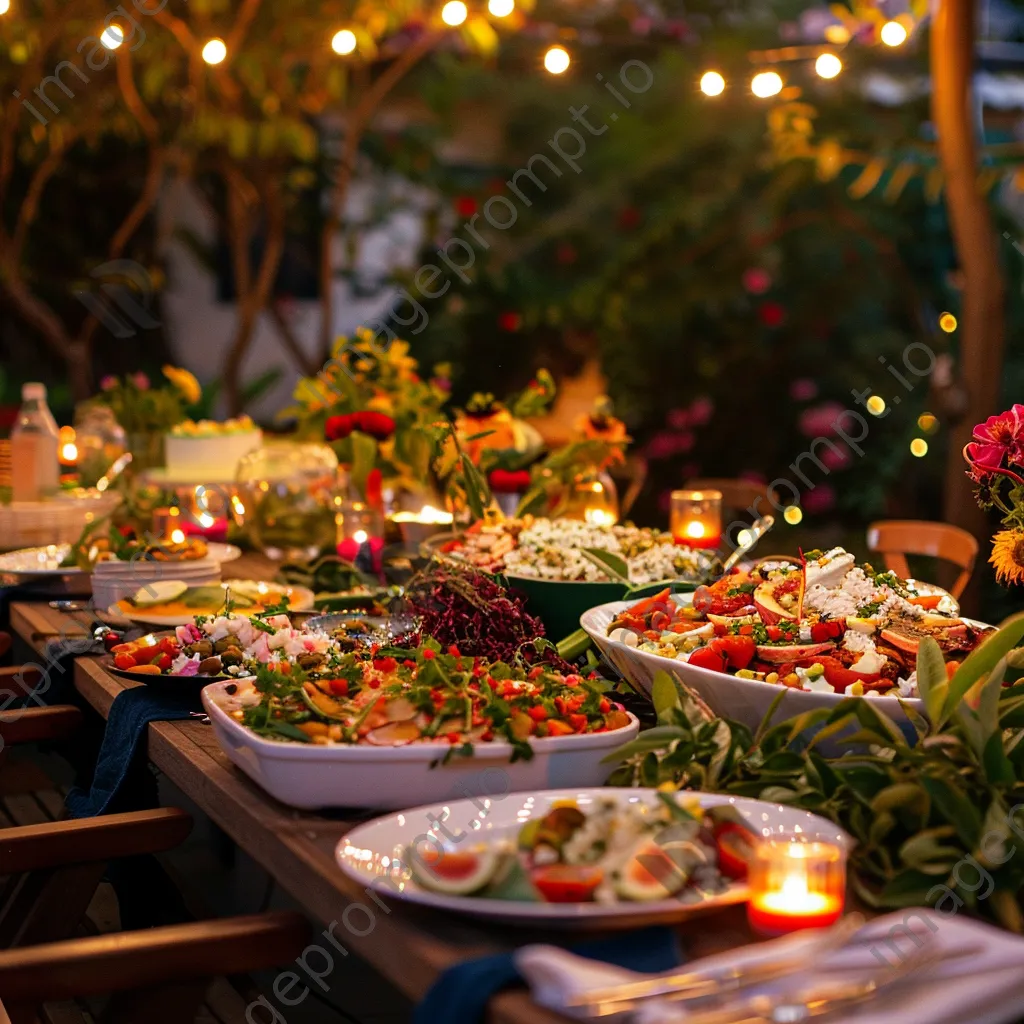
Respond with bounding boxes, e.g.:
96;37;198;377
132;580;189;607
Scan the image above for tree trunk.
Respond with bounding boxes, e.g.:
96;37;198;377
931;0;1005;615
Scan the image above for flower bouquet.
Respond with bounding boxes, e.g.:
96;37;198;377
963;404;1024;584
287;330;450;504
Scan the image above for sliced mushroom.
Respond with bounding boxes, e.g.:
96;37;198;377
365;720;422;746
385;696;418;722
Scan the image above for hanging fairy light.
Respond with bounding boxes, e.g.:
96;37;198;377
700;71;726;96
751;71;783;98
544;45;570;74
880;20;908;46
866;395;886;416
815;53;842;79
939;312;957;333
100;24;125;49
441;0;468;26
783;505;803;525
910;438;928;457
488;0;515;16
331;29;357;55
0;0;10;13
202;37;227;64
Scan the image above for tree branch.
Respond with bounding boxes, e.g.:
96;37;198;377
269;302;318;376
9;131;75;265
318;30;443;359
225;0;264;59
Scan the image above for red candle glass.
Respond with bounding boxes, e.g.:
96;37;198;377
336;499;385;576
670;489;722;549
747;838;847;936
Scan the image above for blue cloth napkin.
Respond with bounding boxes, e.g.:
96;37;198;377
414;926;682;1024
65;686;198;817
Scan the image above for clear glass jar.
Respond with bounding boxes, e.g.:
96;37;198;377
73;405;127;487
553;468;620;525
234;442;341;561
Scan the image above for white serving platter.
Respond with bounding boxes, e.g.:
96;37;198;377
201;679;640;811
335;788;848;928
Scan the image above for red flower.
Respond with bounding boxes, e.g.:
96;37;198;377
965;440;1007;483
325;414;354;441
366;468;383;510
617;206;641;230
488;468;532;493
353;411;396;440
498;311;521;332
758;301;786;328
454;196;478;218
972;405;1024;467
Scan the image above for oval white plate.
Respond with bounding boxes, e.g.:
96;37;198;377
581;594;991;730
109;581;314;627
335;788;849;928
0;541;240;578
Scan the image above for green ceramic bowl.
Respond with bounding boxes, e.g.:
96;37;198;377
502;574;698;643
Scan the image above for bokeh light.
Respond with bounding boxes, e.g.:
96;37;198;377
815;53;842;79
544;45;570;74
488;0;515;16
910;438;928;457
700;71;726;96
783;505;803;525
866;395;886;416
939;312;957;333
751;71;783;98
331;29;357;55
100;24;124;49
441;1;468;26
880;20;908;46
202;38;227;64
917;412;938;433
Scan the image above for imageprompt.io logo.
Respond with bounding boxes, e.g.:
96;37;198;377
74;259;160;338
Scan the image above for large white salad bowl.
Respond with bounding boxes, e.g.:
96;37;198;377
580;594;936;731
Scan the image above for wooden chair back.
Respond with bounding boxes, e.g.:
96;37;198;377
866;520;978;600
685;478;778;517
0;911;309;1024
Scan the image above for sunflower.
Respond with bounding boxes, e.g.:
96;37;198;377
990;529;1024;585
162;365;202;405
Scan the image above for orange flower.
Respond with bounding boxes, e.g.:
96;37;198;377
455;408;517;464
990;529;1024;586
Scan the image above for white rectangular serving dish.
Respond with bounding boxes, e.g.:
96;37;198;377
201;680;640;811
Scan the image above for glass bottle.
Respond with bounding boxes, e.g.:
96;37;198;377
74;405;127;487
11;383;59;501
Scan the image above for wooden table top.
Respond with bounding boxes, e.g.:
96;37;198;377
8;592;757;1023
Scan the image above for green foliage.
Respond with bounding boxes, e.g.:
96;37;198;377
607;621;1024;929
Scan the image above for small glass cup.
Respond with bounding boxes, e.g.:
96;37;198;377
336;499;385;575
670;489;722;549
747;837;847;935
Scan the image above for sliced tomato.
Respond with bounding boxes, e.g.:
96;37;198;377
628;588;673;617
649;609;671;632
810;620;846;643
815;656;882;692
687;646;728;673
531;864;604;903
113;653;137;670
714;822;758;880
710;635;756;671
764;626;786;642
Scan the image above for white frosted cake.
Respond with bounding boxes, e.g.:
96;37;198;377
165;417;262;481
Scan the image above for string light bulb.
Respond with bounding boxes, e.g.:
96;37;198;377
202;37;227;64
783;505;803;525
100;24;125;50
866;395;886;416
939;312;957;333
815;53;842;79
700;71;726;96
910;438;928;457
544;45;570;75
488;0;514;16
331;29;357;55
441;0;468;26
0;0;12;13
751;71;783;98
880;20;908;46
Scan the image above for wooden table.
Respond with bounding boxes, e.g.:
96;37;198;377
8;594;755;1023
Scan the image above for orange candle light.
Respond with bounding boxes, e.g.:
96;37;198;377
670;489;722;549
747;838;846;935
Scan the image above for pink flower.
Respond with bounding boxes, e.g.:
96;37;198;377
645;432;680;460
689;396;714;425
799;401;845;438
973;405;1024;466
742;268;772;295
964;440;1006;483
789;378;818;402
803;484;836;514
820;441;852;471
666;408;691;430
100;374;118;392
131;372;150;390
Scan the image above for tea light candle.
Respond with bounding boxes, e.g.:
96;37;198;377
336;499;385;574
747;839;847;935
670;489;722;549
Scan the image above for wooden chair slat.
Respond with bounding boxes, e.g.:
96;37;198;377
0;709;83;748
866;519;979;600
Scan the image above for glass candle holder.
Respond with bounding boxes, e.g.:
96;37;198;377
670;489;722;549
747;838;847;935
336;499;385;575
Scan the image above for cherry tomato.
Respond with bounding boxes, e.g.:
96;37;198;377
765;626;785;642
714;822;758;880
328;678;349;696
649;610;671;632
110;642;135;655
113;653;137;670
568;713;589;732
157;637;180;656
711;635;756;671
531;864;604;903
810;620;846;643
687;646;728;673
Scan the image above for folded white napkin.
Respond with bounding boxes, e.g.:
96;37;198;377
514;910;1024;1024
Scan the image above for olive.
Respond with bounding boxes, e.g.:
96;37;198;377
220;651;243;666
198;657;223;676
297;653;325;670
214;638;235;653
189;640;214;657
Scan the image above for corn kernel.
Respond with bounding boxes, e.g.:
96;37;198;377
849;681;864;696
736;669;755;679
783;672;800;688
765;672;779;684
